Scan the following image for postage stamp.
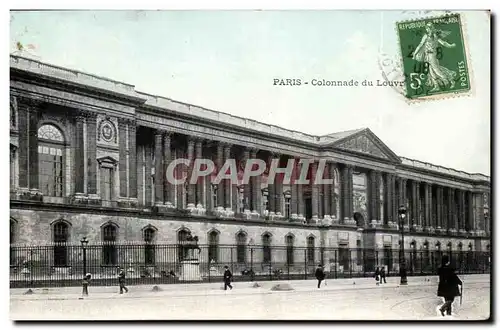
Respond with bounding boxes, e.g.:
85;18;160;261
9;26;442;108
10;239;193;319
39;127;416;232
396;13;471;100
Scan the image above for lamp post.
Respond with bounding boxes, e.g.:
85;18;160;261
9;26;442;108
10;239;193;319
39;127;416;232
249;239;255;281
398;205;408;285
81;237;89;277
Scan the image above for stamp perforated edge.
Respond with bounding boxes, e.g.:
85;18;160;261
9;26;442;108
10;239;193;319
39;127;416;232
393;12;478;104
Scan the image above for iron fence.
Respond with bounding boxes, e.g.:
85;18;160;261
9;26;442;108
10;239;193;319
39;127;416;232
10;243;491;288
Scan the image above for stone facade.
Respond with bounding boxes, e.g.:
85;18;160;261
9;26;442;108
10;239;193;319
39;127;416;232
9;55;491;255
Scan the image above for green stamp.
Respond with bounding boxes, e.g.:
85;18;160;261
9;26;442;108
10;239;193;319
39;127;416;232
397;13;471;100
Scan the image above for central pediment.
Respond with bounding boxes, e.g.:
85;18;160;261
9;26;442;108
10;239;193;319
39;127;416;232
326;128;401;163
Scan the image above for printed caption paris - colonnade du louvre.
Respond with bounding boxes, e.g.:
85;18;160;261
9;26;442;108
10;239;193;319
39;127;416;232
9;9;490;321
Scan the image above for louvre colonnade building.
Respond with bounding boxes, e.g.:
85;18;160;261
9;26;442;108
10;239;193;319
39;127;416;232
10;55;491;270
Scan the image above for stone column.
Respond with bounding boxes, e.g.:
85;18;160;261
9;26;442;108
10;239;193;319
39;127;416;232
410;181;418;230
128;121;137;201
297;161;305;220
17;99;29;191
368;170;377;224
242;148;251;214
436;186;443;231
448;188;456;233
223;144;232;211
154;131;164;206
267;154;276;216
322;163;330;221
290;158;298;220
250;148;261;216
467;191;474;234
274;154;283;217
136;145;144;206
384;173;393;226
391;175;397;226
74;114;86;195
186;137;196;209
424;182;432;231
376;171;382;223
340;165;349;224
86;112;98;201
216;142;224;210
195;139;204;210
144;144;152;206
458;190;466;234
163;133;173;207
348;165;354;218
118;119;128;198
311;161;319;222
28;104;41;193
398;178;408;228
329;163;337;222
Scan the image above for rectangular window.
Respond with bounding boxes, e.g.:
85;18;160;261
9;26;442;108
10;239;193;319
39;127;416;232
208;244;218;263
237;244;246;263
263;245;271;263
286;246;294;265
100;167;113;206
145;244;155;265
39;150;63;197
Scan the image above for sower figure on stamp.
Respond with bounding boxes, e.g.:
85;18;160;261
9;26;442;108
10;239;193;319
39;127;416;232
437;255;462;316
223;265;233;290
413;22;457;92
315;264;325;289
82;273;91;297
118;267;129;294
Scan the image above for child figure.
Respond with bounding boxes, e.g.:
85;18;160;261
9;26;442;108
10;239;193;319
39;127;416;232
82;273;91;296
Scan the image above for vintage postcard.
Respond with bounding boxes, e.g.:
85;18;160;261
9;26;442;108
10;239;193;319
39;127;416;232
9;10;490;321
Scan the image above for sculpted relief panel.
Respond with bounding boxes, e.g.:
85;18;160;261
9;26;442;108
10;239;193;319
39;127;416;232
352;172;367;223
337;134;389;159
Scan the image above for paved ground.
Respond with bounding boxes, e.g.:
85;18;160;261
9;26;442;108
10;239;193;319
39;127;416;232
10;274;490;320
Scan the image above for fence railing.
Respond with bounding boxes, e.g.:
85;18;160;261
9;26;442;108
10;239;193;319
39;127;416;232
9;243;491;288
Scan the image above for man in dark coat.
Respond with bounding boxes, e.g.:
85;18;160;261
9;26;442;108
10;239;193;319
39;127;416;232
315;264;325;288
118;267;129;294
380;267;387;284
223;265;233;290
374;267;381;285
437;255;462;316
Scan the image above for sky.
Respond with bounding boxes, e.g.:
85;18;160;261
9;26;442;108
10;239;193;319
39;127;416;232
9;10;491;175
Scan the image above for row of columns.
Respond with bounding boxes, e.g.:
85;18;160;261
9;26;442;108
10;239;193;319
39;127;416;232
12;96;489;235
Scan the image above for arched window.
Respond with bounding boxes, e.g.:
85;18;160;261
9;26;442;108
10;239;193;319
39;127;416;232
53;221;69;267
208;231;219;263
236;232;247;263
285;234;294;265
144;227;156;265
102;224;118;266
307;236;315;264
262;233;272;263
177;228;190;261
38;124;64;197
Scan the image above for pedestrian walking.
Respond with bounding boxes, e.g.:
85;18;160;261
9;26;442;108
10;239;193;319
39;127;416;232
374;267;381;285
82;273;91;296
315;264;325;288
118;267;129;294
223;265;233;290
437;255;463;317
380;267;387;284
